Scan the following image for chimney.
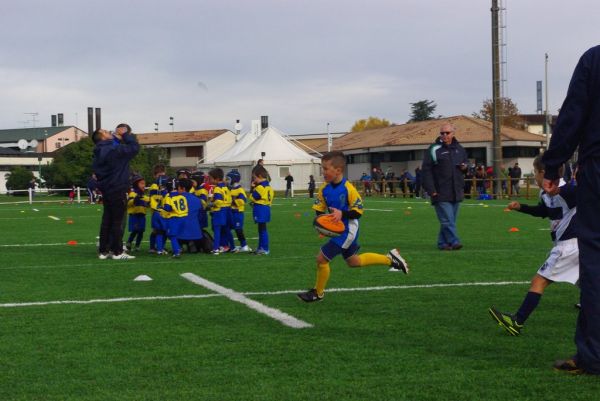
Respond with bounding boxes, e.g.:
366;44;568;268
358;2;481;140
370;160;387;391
57;113;64;127
87;107;94;136
95;108;101;131
261;115;268;130
51;115;57;127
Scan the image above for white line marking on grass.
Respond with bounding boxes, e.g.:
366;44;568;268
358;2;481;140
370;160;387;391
33;208;39;212
0;281;530;309
0;294;221;308
48;215;60;220
364;208;393;212
0;242;96;248
181;272;313;329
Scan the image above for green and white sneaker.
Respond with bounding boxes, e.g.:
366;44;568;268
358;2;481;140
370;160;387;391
488;306;523;336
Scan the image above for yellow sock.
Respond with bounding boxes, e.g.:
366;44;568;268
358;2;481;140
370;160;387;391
357;253;391;267
315;262;330;296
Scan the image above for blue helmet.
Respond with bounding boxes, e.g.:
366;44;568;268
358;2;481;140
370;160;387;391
226;170;241;184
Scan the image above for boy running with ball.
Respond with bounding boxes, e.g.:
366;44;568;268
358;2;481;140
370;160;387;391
297;151;409;303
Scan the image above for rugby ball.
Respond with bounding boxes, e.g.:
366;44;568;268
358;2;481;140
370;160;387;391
313;214;345;237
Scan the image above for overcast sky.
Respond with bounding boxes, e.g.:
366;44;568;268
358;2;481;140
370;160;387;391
1;0;598;134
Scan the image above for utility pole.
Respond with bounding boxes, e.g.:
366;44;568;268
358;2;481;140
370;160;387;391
544;53;550;149
327;122;332;152
491;0;503;198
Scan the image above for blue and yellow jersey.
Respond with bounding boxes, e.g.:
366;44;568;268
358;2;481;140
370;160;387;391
230;184;247;212
194;184;210;210
210;182;232;212
148;182;164;211
313;178;364;247
161;191;189;218
127;189;149;215
251;180;274;206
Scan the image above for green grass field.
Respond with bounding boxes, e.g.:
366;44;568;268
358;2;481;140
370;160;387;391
0;196;598;401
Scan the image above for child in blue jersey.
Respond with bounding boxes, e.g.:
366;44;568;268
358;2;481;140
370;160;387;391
207;168;233;254
177;178;203;253
250;165;274;255
297;151;409;303
148;164;168;253
160;179;189;258
125;175;149;252
489;155;579;336
227;169;251;253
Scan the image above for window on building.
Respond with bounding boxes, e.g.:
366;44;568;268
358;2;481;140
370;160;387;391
185;146;203;158
279;166;290;178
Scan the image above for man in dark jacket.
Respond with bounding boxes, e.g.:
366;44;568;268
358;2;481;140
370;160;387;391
421;123;468;250
92;124;140;260
542;45;600;375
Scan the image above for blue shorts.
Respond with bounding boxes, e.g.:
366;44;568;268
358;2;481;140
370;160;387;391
128;214;146;232
151;211;167;232
253;204;271;223
231;210;244;229
211;210;227;227
168;217;184;238
320;239;360;261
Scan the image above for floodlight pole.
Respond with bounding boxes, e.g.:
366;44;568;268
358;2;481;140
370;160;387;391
327;122;332;153
544;53;550;149
491;0;503;198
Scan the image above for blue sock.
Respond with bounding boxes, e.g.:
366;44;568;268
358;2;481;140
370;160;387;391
516;291;542;324
149;232;156;250
258;225;269;251
156;234;164;252
213;225;221;252
135;232;143;247
170;236;180;255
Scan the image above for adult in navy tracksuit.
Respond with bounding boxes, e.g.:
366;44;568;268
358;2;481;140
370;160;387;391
92;125;140;259
542;45;600;375
421;122;468;250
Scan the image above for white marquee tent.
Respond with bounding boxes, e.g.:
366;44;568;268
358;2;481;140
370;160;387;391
201;126;321;192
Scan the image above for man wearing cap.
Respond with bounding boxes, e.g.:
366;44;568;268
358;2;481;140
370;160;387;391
542;45;600;375
421;122;468;250
92;124;140;260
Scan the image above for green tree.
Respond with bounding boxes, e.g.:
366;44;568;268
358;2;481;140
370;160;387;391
472;97;525;129
42;138;170;189
5;166;34;194
408;100;437;122
351;116;390;132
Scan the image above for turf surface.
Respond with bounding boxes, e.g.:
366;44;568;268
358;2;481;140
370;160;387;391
0;196;598;400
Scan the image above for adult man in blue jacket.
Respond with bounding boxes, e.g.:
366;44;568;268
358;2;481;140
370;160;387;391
421;122;468;250
542;45;600;375
92;124;140;260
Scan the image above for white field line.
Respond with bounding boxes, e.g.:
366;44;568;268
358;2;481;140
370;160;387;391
48;215;60;220
181;272;313;329
364;208;393;212
0;280;529;309
0;242;96;247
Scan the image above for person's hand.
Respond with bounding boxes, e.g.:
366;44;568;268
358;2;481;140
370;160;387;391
542;178;560;195
328;207;343;222
507;201;520;210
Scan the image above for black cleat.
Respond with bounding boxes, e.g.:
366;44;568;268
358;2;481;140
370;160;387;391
297;288;324;303
388;249;409;273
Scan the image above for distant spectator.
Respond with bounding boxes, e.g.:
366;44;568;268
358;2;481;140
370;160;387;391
414;167;422;198
87;174;98;204
509;162;522;197
284;172;294;197
360;172;372;196
308;175;316;198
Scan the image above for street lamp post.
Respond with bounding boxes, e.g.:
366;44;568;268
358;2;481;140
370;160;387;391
154;122;159;132
169;116;174;132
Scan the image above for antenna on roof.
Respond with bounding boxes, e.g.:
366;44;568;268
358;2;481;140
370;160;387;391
24;112;39;128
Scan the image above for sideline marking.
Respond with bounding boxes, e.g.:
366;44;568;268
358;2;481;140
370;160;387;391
364;208;393;212
181;272;313;329
0;280;529;309
0;242;95;248
48;215;60;221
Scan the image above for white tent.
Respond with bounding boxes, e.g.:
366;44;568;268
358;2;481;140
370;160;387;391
200;126;321;192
